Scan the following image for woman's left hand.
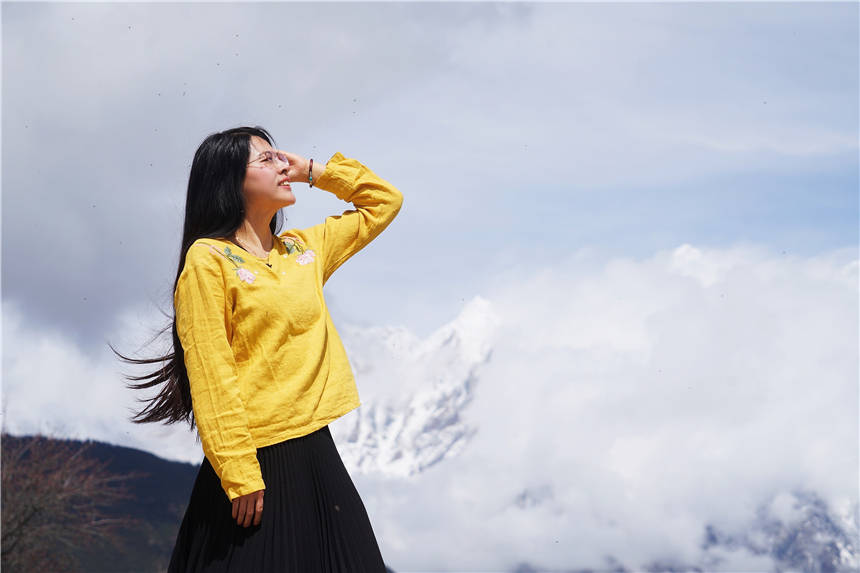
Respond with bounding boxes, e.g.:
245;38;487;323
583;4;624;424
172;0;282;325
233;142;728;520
231;489;265;528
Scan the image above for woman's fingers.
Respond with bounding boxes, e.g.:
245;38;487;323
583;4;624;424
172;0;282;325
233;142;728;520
278;150;308;184
242;497;254;527
235;497;244;525
232;496;248;526
253;491;264;526
232;490;264;527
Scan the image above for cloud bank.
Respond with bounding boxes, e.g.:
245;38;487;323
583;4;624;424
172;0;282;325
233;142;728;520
4;242;856;570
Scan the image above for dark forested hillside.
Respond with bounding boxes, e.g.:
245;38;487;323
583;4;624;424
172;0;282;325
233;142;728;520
1;434;198;573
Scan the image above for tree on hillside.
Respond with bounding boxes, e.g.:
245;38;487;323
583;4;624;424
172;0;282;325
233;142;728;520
1;433;148;572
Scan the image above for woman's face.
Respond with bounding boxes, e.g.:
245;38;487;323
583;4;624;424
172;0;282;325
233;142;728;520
242;135;295;213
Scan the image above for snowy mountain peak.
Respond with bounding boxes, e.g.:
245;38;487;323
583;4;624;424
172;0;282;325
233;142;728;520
334;296;500;477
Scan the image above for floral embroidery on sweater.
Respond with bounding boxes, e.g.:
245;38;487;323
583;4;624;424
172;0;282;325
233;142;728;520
195;235;315;285
297;250;316;265
279;235;316;266
202;243;256;284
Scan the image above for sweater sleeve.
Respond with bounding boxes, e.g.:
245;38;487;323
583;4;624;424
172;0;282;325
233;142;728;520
309;152;404;284
174;243;266;502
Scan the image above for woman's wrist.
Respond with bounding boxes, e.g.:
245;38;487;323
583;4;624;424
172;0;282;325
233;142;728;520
310;158;326;184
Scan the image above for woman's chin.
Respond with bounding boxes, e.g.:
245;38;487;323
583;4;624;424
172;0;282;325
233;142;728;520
279;190;296;206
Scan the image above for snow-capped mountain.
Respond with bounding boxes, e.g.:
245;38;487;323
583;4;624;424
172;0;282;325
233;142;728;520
325;290;859;573
332;296;499;477
507;489;859;573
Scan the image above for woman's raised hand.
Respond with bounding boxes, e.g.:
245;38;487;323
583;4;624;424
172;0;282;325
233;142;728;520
232;489;265;528
278;150;326;187
278;151;310;185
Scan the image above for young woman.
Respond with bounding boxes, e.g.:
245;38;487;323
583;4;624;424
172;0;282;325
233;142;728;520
117;126;403;571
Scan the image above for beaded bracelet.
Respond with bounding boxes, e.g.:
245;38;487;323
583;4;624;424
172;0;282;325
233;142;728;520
308;158;314;188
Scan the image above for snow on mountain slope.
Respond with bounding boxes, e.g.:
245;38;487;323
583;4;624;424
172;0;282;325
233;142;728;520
331;296;500;477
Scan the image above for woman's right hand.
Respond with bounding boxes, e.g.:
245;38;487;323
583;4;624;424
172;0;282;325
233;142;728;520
278;151;326;186
232;489;265;527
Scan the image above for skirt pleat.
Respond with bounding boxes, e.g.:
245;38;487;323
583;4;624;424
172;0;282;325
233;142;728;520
168;425;386;573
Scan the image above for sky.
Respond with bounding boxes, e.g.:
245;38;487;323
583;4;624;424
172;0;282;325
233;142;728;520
2;2;858;572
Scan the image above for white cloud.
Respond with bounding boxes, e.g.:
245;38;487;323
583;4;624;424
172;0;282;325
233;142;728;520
3;2;855;347
4;242;855;570
1;298;203;464
349;242;858;571
3;2;857;570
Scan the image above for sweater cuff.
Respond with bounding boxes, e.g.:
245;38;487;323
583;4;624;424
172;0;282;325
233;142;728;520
217;454;266;502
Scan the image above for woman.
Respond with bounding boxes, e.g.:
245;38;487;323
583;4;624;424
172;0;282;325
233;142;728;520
116;126;403;572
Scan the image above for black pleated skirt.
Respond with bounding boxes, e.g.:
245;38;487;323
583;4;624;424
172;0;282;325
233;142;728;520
168;425;387;573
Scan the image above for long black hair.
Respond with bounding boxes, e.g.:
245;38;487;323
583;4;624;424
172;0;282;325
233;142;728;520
110;126;284;433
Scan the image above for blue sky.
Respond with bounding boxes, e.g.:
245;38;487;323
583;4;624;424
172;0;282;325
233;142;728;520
2;2;858;571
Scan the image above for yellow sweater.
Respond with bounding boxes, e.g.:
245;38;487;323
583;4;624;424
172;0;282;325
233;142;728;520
174;152;403;501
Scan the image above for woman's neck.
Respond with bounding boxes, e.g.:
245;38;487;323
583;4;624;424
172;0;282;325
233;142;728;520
232;217;275;253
